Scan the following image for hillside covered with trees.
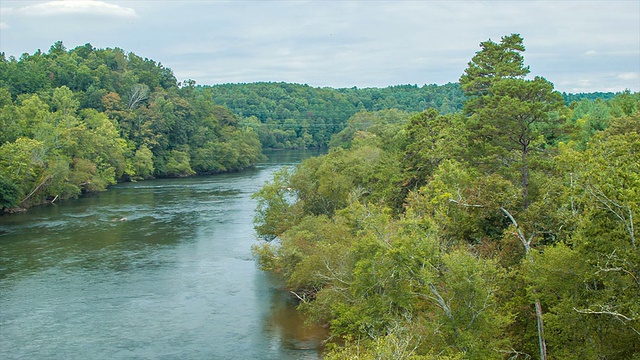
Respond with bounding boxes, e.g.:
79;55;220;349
0;42;264;211
252;34;640;359
0;40;624;213
204;82;613;150
204;82;464;149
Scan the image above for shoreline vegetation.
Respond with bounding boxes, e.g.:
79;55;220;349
0;41;625;214
0;42;264;213
252;35;639;359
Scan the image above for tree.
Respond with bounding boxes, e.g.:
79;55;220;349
457;34;569;359
127;83;150;110
164;148;194;177
253;167;302;240
0;176;20;209
128;144;154;180
0;137;46;205
460;33;529;103
401;109;466;201
467;77;564;209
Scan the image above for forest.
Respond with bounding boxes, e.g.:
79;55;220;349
0;41;471;212
204;81;464;149
0;41;266;211
252;34;640;359
204;81;611;150
0;39;621;214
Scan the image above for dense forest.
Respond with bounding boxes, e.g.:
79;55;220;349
0;42;264;211
252;34;640;359
0;40;622;213
204;82;614;150
204;82;464;149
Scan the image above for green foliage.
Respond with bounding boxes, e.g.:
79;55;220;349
409;160;519;246
460;33;529;102
328;108;409;150
554;131;639;358
129;145;154;180
562;91;618;104
206;82;464;149
464;75;564;209
0;176;20;209
325;333;457;360
164;149;195;177
252;34;640;358
0;42;264;209
0;137;46;203
252;167;301;240
400;109;467;200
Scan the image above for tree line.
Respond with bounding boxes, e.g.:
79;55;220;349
252;34;639;359
203;81;611;150
0;40;621;213
0;42;264;211
202;81;464;149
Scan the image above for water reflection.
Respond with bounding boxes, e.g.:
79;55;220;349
264;283;329;355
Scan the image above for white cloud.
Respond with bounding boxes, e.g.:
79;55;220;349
617;72;640;81
0;0;637;92
17;0;136;18
0;22;9;30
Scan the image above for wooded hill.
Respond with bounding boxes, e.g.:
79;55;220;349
204;82;615;150
252;34;640;359
0;38;629;217
0;42;264;211
204;82;464;149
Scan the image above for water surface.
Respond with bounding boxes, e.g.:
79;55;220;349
0;149;326;359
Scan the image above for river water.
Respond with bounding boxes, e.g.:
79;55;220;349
0;150;327;360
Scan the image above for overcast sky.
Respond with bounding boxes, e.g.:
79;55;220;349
1;0;638;93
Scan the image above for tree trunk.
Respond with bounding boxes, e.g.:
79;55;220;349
500;206;547;360
522;145;529;210
535;297;547;360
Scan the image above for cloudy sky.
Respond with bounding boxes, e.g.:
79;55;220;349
1;0;638;92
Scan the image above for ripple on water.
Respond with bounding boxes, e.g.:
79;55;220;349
0;156;326;359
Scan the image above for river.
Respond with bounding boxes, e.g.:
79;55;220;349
0;149;327;360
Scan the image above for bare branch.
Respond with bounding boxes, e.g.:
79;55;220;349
469;291;495;328
290;290;309;304
535;298;547;360
315;257;352;286
20;174;53;205
500;207;531;253
448;190;484;208
573;307;635;322
496;347;532;360
596;250;640;285
127;83;150;110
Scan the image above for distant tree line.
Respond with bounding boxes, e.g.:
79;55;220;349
205;82;618;149
204;82;464;149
